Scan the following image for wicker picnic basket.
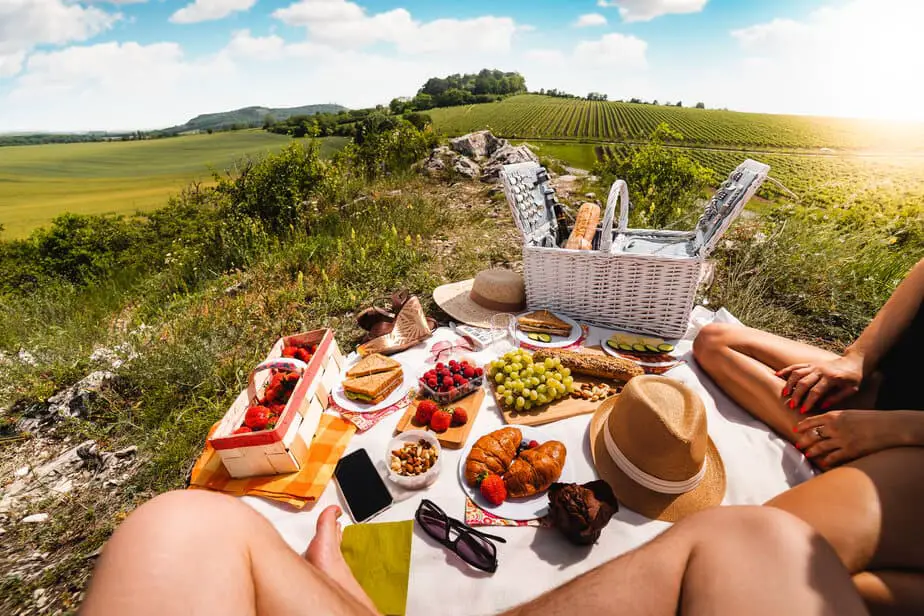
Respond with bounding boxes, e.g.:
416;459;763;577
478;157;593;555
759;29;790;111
502;160;770;338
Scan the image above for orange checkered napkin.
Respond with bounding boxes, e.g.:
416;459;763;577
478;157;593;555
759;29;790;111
189;414;356;508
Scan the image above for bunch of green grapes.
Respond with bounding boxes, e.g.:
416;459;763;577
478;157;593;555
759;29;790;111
487;349;575;411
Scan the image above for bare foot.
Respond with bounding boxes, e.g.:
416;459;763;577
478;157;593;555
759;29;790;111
305;505;378;614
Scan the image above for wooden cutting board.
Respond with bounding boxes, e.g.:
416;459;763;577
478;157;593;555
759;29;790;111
394;388;486;449
491;347;622;427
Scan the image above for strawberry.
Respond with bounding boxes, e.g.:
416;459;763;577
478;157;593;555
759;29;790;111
442;376;455;388
479;474;507;506
436;362;445;371
244;405;271;430
295;348;312;362
233;426;252;434
528;440;539;449
282;345;299;358
462;365;476;378
451;407;468;426
429;409;452;432
453;374;465;385
415;399;439;424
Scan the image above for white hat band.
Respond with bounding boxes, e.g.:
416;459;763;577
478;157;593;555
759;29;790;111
604;428;707;495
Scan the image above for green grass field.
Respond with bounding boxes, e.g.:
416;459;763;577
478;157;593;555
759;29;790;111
430;95;924;152
0;131;348;239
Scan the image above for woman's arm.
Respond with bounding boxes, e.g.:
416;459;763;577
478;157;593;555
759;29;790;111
781;258;924;412
845;257;924;377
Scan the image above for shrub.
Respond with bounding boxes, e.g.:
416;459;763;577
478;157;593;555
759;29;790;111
593;123;714;229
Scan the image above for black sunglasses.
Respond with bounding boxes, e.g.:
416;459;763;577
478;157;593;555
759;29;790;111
415;499;506;573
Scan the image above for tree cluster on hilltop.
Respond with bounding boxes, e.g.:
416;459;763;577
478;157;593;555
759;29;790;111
390;69;528;113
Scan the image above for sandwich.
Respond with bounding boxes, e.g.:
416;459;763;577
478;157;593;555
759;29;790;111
517;310;573;338
345;353;401;378
342;367;403;404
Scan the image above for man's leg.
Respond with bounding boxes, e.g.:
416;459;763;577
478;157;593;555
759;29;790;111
81;490;377;616
693;323;860;437
504;506;867;616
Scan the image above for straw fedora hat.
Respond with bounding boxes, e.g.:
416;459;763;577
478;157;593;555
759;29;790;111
432;269;526;328
589;375;725;522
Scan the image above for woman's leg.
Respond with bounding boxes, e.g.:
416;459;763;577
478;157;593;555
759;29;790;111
506;506;867;616
81;490;378;616
692;323;878;438
767;447;924;614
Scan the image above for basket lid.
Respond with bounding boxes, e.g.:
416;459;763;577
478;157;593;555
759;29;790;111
692;159;770;257
501;162;560;247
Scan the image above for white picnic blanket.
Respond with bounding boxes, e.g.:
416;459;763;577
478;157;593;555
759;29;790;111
242;308;815;615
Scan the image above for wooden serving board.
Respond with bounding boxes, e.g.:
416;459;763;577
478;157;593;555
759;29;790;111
491;347;622;427
394;388;486;449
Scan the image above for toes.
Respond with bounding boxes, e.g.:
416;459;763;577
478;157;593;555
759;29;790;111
316;505;342;532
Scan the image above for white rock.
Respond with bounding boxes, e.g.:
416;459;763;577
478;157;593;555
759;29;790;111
21;513;49;524
15;466;30;478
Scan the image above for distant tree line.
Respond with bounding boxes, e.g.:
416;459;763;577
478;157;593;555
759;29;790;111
389;69;527;113
266;68;525;138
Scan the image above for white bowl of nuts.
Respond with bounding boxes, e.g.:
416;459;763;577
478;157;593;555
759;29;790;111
387;431;441;490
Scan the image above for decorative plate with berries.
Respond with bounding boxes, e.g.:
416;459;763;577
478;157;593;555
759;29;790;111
456;425;575;521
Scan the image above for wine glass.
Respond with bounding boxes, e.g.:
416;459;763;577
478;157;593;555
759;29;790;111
489;313;518;356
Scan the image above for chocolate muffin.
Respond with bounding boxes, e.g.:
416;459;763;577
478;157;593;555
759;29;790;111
548;480;619;545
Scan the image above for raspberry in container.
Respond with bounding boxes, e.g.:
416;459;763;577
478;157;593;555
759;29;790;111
418;357;484;405
208;329;343;478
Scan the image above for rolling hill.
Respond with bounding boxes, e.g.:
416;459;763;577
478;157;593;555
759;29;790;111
157;103;348;136
428;94;924;153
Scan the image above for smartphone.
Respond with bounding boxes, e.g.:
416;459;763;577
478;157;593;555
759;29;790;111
334;448;394;523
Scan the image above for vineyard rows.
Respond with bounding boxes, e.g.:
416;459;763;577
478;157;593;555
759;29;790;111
428;95;924;152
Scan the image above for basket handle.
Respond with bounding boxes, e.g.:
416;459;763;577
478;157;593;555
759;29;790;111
247;357;308;404
598;179;629;251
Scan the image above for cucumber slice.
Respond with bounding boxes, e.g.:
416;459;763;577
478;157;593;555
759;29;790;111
618;343;634;352
527;333;541;341
606;340;619;349
645;344;660;353
539;333;552;343
632;343;648;353
657;343;675;353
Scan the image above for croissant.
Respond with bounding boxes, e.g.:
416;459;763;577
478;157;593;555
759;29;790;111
464;427;522;487
504;441;567;498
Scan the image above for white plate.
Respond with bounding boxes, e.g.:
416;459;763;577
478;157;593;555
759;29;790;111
331;358;413;414
514;311;582;349
457;425;574;521
600;331;681;367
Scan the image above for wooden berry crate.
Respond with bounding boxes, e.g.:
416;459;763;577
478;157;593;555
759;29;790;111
208;329;344;478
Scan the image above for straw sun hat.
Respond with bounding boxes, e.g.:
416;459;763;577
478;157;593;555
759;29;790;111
432;269;526;328
589;375;726;522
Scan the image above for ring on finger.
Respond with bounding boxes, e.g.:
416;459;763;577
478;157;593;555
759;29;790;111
814;426;826;439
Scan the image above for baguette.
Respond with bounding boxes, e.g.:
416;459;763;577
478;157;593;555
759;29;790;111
533;349;644;382
564;203;600;250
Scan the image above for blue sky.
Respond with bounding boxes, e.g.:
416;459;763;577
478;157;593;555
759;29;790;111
2;0;921;131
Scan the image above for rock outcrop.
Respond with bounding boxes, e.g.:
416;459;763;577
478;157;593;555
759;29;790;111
425;131;537;184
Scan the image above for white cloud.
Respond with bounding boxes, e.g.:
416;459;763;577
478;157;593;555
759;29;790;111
728;0;924;120
1;29;526;131
596;0;707;23
522;49;566;67
170;0;257;24
574;33;647;69
574;13;608;28
273;0;519;53
0;0;119;77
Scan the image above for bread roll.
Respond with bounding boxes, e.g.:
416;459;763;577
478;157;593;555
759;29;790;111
564;203;600;250
533;349;644;382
